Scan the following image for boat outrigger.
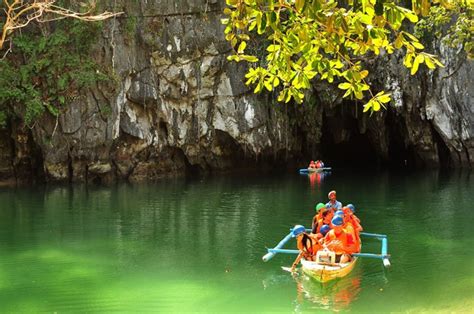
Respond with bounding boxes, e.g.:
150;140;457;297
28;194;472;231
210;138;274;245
263;226;390;282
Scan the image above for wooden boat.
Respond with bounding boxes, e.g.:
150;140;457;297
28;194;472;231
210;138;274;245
301;256;358;283
262;227;390;283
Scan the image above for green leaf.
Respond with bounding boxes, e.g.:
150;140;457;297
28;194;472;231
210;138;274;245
404;53;414;68
238;41;247;53
424;57;436;69
394;34;403;49
404;11;419;23
267;45;280;52
373;100;381;111
338;82;352;90
378;94;391;103
412;41;424;50
58;95;66;105
359;14;373;25
295;0;305;12
410;54;423;75
432;58;445;67
240;55;258;62
264;80;273;91
363;102;372;112
257;12;267;35
273;76;280;87
343;89;352;98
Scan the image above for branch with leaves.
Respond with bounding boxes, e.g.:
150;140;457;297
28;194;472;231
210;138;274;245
221;0;468;113
1;0;122;52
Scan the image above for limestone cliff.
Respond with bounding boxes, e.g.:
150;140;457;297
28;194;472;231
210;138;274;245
1;0;472;184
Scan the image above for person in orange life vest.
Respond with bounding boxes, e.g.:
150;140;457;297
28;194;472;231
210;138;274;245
291;232;324;271
315;160;322;168
311;203;326;233
316;208;334;234
312;203;334;234
326;190;342;212
338;209;361;251
344;204;363;238
324;215;358;263
346;204;362;229
309;160;316;169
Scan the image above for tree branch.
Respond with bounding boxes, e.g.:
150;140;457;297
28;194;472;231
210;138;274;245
1;0;123;52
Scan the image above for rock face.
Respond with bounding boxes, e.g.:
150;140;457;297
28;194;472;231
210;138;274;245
0;0;472;183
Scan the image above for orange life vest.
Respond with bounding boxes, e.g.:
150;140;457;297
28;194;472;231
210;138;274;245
296;233;322;258
312;210;333;233
343;223;361;252
324;228;358;254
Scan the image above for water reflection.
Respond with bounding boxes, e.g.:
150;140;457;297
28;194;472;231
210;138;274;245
293;266;362;312
306;171;331;189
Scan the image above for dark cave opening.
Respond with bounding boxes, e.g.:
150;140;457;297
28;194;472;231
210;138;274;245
213;129;245;169
387;132;415;169
432;126;453;168
386;111;419;169
319;113;378;168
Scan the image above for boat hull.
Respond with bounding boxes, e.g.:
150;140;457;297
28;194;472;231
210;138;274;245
300;168;324;173
299;167;331;174
301;257;358;283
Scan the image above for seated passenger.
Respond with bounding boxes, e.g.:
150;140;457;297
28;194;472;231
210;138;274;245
324;216;359;263
311;203;326;233
291;232;323;271
309;160;316;169
338;210;361;251
312;207;334;234
344;204;363;233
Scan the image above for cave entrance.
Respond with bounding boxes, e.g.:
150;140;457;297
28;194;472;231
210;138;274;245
320;113;378;168
386;111;419;169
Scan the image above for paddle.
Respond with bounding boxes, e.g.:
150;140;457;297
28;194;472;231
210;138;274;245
281;266;294;272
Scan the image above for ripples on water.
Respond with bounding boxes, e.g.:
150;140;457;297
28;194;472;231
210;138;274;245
0;170;472;312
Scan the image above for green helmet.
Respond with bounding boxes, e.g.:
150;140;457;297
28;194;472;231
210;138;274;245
315;203;325;212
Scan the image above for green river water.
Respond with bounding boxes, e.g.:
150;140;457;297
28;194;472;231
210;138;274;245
0;169;472;313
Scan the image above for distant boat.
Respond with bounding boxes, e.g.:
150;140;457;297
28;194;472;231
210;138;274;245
299;167;332;174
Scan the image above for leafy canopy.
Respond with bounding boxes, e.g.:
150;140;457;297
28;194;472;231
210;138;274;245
222;0;469;113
